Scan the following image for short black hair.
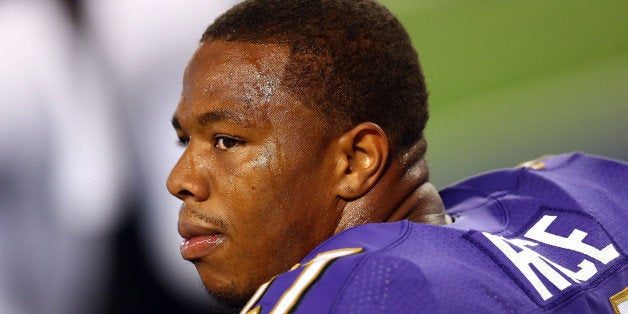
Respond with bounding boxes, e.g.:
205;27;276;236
203;0;428;155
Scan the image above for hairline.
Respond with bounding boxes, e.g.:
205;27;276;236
200;35;352;139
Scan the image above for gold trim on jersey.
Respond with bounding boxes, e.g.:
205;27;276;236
269;247;363;314
241;276;276;314
517;154;553;170
610;286;628;314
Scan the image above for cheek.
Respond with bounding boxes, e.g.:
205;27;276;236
216;147;284;209
220;138;329;223
227;142;287;188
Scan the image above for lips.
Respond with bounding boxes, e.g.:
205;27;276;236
178;221;226;260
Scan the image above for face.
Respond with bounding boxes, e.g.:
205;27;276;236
167;40;344;306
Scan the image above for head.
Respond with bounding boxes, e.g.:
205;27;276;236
167;0;429;307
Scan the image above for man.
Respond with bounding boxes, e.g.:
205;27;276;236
167;0;628;312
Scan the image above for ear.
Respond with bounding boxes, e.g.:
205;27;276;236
333;122;389;199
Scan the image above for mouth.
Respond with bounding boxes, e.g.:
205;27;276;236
178;221;226;261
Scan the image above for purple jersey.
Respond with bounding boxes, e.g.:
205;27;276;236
241;153;628;313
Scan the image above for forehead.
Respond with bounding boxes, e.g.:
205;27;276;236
175;40;333;142
182;40;291;109
187;39;291;76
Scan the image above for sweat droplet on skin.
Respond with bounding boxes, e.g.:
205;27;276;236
250;142;276;168
251;153;270;167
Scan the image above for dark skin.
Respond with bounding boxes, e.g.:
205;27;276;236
167;40;447;307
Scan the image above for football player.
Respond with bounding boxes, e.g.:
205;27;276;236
167;1;628;312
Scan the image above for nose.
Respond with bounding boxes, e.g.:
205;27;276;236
167;148;210;202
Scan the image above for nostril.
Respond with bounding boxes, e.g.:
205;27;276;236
179;190;194;198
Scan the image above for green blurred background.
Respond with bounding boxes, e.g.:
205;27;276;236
378;0;628;188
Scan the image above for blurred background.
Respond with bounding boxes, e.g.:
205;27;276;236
380;0;628;188
1;0;626;313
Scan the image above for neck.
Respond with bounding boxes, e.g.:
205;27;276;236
385;181;448;225
383;153;448;225
335;146;448;233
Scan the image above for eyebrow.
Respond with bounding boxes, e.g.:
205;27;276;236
171;110;251;130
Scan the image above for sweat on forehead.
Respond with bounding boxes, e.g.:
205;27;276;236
183;41;292;108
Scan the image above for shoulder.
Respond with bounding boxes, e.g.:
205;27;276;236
441;152;627;198
439;153;628;313
241;221;532;313
239;221;410;313
442;152;627;198
441;152;628;232
241;243;437;313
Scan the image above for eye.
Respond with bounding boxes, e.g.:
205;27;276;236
214;136;243;150
177;136;190;148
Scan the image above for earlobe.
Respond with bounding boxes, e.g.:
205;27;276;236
333;122;389;199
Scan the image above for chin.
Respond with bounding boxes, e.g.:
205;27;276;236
202;287;243;314
199;273;254;310
211;288;250;309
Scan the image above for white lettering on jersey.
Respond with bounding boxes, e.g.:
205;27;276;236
483;214;620;301
524;215;620;264
484;233;570;300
